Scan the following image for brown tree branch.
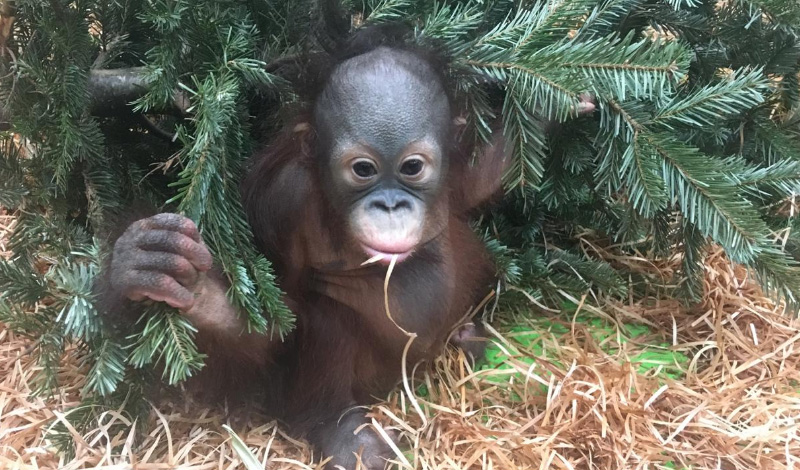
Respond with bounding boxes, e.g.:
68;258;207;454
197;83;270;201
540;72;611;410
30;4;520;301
88;67;151;116
0;52;295;131
0;67;191;132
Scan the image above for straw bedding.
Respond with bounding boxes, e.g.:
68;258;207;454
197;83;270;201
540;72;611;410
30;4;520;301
1;210;798;470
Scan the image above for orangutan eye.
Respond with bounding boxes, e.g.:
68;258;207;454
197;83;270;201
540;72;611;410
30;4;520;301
400;158;424;176
352;159;378;179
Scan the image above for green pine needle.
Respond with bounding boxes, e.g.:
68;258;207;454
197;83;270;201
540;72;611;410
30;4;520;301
127;305;207;386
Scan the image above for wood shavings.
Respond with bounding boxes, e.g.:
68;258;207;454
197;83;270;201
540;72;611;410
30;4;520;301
1;219;799;469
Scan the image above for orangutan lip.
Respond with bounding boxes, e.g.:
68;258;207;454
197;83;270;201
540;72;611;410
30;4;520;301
361;245;414;265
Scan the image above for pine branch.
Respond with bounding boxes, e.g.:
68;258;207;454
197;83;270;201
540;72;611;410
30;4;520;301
480;231;522;285
665;0;703;9
726;157;800;198
502;92;548;189
650;132;770;262
415;2;482;55
453;75;496;145
0;137;27;206
535;34;690;101
0;297;49;334
501;0;599;52
83;338;126;397
0;258;49;307
732;0;800;30
364;0;414;23
654;68;768;129
596;100;668;216
127;305;206;385
643;4;709;44
676;220;707;301
160;9;293;341
32;326;66;396
577;0;642;39
628;135;670;216
170;70;289;335
473;7;558;51
548;249;628;297
52;261;100;342
748;117;800;164
752;245;800;308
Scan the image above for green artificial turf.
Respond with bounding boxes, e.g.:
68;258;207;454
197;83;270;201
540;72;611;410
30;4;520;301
482;315;690;385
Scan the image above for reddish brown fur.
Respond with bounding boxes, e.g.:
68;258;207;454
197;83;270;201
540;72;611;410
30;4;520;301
236;121;502;431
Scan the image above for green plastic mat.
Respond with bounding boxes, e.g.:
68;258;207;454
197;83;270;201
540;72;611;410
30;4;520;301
482;315;690;386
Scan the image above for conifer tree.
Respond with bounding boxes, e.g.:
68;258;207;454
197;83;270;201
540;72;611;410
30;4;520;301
0;0;798;449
